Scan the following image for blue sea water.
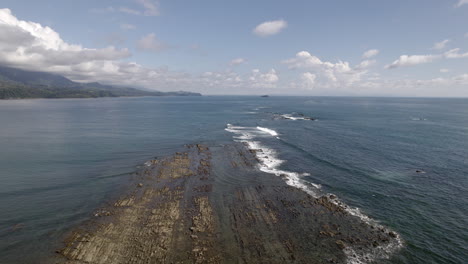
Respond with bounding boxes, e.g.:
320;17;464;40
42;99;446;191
0;96;466;263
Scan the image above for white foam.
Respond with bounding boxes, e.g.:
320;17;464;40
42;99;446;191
256;126;279;136
225;123;402;264
281;114;306;120
325;194;404;263
225;124;320;197
246;140;321;197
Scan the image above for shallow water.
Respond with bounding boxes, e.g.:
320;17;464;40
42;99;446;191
0;96;466;263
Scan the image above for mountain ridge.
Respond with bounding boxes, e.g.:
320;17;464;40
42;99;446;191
0;66;201;99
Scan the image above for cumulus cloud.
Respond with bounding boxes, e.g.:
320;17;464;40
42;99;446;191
253;19;287;37
0;8;283;94
0;8;193;91
432;39;450;50
137;33;168;52
283;51;373;88
3;7;468;96
229;58;246;66
362;49;379;59
249;69;279;88
456;0;468;7
301;72;317;89
0;9;130;69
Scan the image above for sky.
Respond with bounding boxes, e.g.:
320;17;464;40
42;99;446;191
0;0;468;96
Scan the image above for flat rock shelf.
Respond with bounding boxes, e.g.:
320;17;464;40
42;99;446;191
54;143;398;264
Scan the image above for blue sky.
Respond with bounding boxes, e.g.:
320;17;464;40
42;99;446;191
1;0;468;96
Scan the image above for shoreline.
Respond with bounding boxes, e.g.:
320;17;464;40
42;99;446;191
54;143;400;264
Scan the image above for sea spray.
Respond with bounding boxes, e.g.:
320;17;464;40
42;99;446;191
256;126;279;137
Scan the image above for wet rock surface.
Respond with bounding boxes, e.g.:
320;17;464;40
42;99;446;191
54;143;398;264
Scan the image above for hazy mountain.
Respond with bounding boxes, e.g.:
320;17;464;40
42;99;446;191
0;66;201;99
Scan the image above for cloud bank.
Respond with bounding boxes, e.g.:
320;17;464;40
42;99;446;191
283;51;373;89
386;48;468;69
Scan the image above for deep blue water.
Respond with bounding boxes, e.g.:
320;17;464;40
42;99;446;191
0;96;466;263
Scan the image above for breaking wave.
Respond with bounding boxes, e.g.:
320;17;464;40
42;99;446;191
225;123;403;264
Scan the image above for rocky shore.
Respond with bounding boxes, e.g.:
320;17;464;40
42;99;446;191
54;143;399;264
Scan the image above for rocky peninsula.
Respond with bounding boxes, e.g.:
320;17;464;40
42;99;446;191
54;143;399;264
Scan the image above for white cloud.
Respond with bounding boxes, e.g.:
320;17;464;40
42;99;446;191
0;8;192;91
120;23;136;30
362;49;379;59
432;39;450;50
387;48;468;69
444;48;468;58
440;68;450;73
456;0;468;7
3;7;468;96
249;69;279;88
0;9;130;68
90;0;159;16
137;33;168;52
253;19;287;37
199;69;279;91
356;59;376;69
0;8;283;94
229;58;246;66
301;72;317;89
465;32;468;38
382;74;468;94
135;0;159;16
283;51;372;88
386;54;439;69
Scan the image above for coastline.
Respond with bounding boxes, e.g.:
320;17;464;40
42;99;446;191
0;94;202;101
53;143;400;264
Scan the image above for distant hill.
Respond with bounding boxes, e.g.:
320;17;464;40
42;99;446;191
0;66;201;99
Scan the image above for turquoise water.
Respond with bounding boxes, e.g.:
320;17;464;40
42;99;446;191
0;96;466;263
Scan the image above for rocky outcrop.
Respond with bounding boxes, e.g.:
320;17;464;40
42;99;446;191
55;143;398;264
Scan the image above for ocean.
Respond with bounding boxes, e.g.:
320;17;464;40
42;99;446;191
0;96;466;263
